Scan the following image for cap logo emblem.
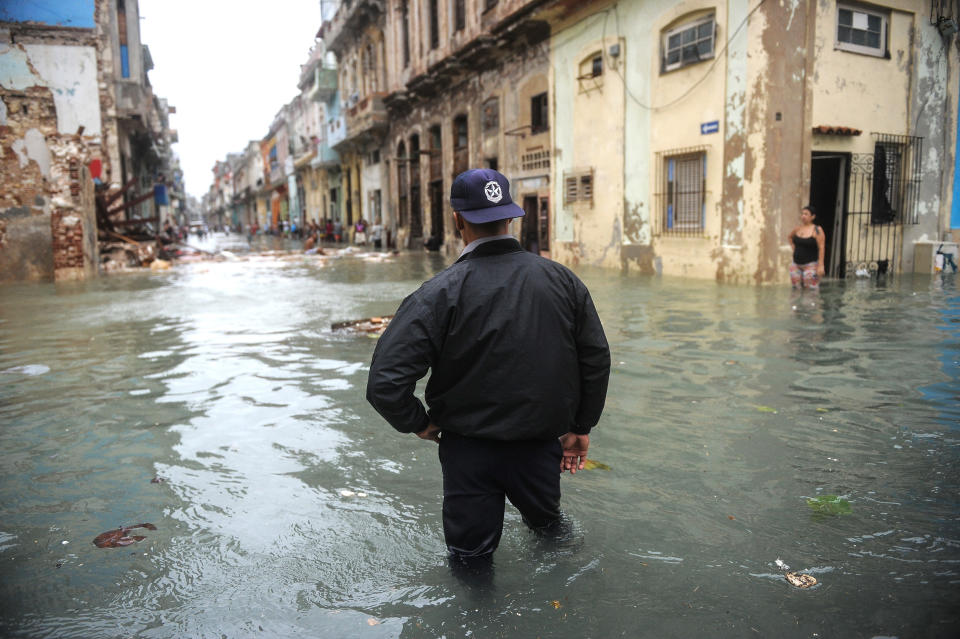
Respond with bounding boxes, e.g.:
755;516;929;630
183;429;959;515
483;181;503;204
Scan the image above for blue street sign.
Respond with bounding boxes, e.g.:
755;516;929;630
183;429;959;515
701;121;719;135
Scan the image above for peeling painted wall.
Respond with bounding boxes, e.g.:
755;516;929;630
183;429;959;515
0;43;101;136
550;2;623;268
810;0;958;274
1;38;101;282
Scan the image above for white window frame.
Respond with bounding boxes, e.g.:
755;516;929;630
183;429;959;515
836;3;888;58
661;14;716;73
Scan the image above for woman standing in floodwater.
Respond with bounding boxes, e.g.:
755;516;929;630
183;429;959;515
788;205;825;289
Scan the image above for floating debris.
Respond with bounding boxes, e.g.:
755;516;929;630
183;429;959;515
93;523;156;548
331;315;394;336
150;476;166;484
753;405;778;414
582;459;611;471
776;558;819;588
806;495;852;515
785;571;818;588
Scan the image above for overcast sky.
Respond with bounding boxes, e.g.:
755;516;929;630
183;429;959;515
139;0;328;199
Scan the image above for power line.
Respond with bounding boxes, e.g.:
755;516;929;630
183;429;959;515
598;0;766;111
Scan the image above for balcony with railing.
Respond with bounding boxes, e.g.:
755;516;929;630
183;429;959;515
308;66;339;102
335;93;388;149
324;0;385;54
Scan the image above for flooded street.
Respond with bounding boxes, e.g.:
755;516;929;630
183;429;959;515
1;237;958;638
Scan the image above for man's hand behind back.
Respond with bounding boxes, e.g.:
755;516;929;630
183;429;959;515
417;423;441;443
560;433;589;474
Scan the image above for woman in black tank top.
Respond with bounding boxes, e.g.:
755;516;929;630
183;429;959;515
788;205;825;289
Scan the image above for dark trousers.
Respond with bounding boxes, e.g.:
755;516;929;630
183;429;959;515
439;432;562;558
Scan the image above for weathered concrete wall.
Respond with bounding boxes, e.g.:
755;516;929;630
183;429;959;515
0;82;57;282
902;9;958;269
718;0;750;281
1;36;100;282
550;13;624;269
385;39;550;256
809;0;957;274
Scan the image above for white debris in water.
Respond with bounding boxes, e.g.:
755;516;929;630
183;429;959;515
3;365;50;376
129;389;151;396
357;492;367;498
61;540;69;545
340;490;355;497
775;558;790;571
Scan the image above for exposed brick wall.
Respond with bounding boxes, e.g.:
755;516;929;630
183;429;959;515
1;83;98;281
51;209;85;270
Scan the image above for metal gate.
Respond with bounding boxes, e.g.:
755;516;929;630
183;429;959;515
844;133;922;276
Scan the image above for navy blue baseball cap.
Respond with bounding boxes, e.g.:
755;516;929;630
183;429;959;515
449;168;524;223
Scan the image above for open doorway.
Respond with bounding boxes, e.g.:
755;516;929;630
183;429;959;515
428;180;444;249
521;196;539;253
520;195;550;256
809;153;848;278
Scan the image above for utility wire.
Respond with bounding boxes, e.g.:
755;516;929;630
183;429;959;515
600;0;766;111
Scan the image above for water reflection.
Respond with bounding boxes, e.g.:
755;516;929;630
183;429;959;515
0;243;957;637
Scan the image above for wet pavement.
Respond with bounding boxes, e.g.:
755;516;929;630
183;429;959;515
0;234;958;637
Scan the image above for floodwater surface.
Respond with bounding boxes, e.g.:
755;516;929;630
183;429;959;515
0;236;958;638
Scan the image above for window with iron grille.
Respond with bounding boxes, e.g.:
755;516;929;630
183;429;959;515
870;133;922;225
662;14;715;73
483;97;499;133
654;147;707;235
453;115;468;149
453;115;468;175
530;92;548;134
521;149;550;172
837;3;887;57
563;169;594;207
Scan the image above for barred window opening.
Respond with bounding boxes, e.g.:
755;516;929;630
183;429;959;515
654;147;708;236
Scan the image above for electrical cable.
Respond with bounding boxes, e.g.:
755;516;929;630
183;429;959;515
598;0;766;111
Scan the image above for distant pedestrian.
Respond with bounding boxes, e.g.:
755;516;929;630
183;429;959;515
370;218;383;250
333;219;343;243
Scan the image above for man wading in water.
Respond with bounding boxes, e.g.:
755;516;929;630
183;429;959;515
366;168;610;572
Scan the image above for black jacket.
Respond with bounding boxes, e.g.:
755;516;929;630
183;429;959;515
366;238;610;441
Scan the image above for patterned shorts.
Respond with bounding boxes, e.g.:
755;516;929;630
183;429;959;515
790;262;820;289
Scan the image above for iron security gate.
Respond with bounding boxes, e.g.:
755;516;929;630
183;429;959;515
844;134;922;276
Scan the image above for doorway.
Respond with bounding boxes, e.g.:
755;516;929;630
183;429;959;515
520;195;550;256
428;180;444;248
809;153;847;278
